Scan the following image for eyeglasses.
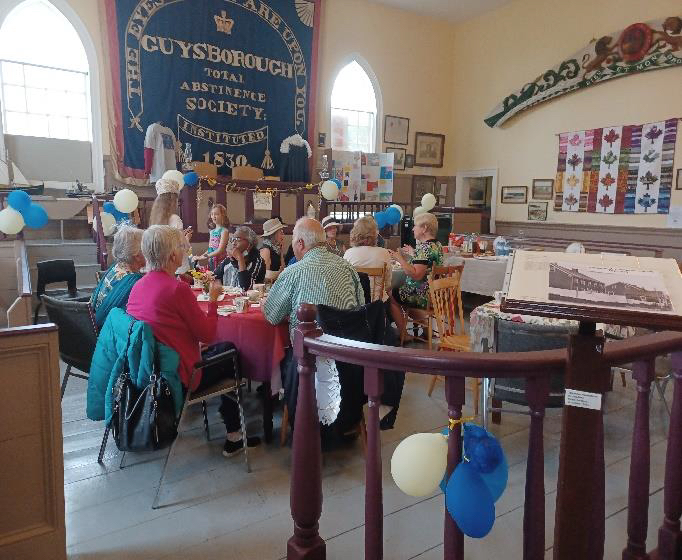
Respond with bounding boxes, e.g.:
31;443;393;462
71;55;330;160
229;236;245;242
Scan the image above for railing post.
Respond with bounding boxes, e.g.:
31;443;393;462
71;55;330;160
554;322;609;559
91;196;108;271
524;375;549;560
364;367;384;560
287;304;326;560
622;360;655;560
444;375;466;560
657;352;682;560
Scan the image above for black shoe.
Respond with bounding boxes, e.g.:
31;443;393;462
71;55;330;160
222;436;261;457
380;408;398;431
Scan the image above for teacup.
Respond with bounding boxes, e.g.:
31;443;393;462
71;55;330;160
253;283;265;296
246;289;260;302
234;296;250;313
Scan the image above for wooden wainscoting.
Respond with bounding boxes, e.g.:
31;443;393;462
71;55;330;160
0;324;65;560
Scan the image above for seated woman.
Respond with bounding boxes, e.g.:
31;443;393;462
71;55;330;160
388;212;443;336
259;217;286;272
343;216;392;302
90;224;145;330
216;226;266;290
321;215;346;256
127;225;259;456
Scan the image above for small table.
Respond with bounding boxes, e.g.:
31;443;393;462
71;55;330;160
196;290;289;442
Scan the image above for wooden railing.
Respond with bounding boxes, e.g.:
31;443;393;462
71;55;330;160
287;304;682;560
6;234;33;327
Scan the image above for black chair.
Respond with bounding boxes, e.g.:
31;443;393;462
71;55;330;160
482;319;574;426
34;259;92;324
42;295;98;399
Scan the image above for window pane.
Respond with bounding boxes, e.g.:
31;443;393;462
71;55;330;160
67;117;88;141
3;84;26;112
25;87;48;113
2;62;24;85
48;115;68;139
47;89;69;116
24;65;51;88
64;93;87;118
25;113;48;137
5;111;27;135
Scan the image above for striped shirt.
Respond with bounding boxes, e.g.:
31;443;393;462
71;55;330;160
264;246;364;339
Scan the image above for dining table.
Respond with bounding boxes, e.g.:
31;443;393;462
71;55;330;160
195;288;289;443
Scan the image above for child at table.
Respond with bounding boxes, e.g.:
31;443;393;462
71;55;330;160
196;204;230;271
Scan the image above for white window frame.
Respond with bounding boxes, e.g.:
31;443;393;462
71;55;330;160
325;53;383;155
0;0;104;191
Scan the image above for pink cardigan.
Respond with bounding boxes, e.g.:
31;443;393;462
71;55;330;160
127;270;217;389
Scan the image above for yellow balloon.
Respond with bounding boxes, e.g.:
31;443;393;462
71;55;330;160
391;433;448;497
421;193;437;211
413;205;426;217
0;207;24;234
113;188;139;213
320;180;339;201
94;212;116;236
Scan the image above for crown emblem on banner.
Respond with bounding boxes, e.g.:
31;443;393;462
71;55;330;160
214;10;234;34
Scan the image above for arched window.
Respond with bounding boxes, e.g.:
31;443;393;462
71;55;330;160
330;60;377;153
0;0;90;141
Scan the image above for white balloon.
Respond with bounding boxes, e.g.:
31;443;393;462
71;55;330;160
421;193;437;211
94;212;116;236
390;204;404;219
162;170;185;188
413;205;426;217
0;207;24;234
113;189;139;213
391;433;448;497
320;180;339;201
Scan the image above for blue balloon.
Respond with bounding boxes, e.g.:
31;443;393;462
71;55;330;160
184;171;199;187
446;461;496;538
103;202;116;214
24;203;48;229
375;211;388;229
385;207;401;226
8;190;31;213
463;423;508;501
332;178;342;188
113;209;129;222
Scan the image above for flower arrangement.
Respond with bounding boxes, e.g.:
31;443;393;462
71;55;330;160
190;267;215;293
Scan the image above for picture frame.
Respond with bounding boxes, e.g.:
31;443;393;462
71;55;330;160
386;147;406;171
414;132;445;168
676;168;682;190
383;115;410;145
412;175;437;202
405;154;415;168
501;186;527;204
318;132;327;147
528;201;548;221
532;178;554;200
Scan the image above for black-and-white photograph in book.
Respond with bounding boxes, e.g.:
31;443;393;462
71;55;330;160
548;263;674;312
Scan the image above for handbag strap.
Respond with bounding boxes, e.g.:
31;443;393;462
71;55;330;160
113;320;137;404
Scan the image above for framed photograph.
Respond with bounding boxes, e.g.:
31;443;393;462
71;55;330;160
383;115;410;145
405;154;415;168
676;168;682;190
412;175;436;202
501;186;527;204
414;132;445;168
532;179;554;200
318;132;327;147
386;147;406;171
528;201;548;221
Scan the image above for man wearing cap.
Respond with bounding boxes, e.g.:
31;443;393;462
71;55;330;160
321;215;346;257
259;217;287;272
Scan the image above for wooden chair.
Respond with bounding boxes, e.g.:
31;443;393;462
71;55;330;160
354;263;388;302
400;265;463;350
427;273;477;412
232;165;264;181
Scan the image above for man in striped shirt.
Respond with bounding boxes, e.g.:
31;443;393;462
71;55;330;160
264;217;364;339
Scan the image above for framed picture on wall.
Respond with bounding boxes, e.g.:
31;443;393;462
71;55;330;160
532;179;554;200
412;175;437;202
528;201;548;221
386;147;406;171
405;154;415;168
414;132;445;168
501;186;527;204
676;168;682;190
383;115;410;145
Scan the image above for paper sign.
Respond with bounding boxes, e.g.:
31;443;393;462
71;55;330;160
667;206;682;229
564;389;602;410
253;192;273;211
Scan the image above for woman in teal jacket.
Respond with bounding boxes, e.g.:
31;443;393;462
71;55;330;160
90;224;145;330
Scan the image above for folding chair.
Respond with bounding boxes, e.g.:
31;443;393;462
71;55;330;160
34;259;91;324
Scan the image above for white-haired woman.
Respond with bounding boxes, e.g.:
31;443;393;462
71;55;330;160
388;212;443;335
90;224;145;330
343;215;392;302
127;225;260;456
216;225;266;290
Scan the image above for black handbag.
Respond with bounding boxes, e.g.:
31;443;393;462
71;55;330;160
111;324;178;452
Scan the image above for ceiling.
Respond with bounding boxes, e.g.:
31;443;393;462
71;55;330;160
367;0;513;23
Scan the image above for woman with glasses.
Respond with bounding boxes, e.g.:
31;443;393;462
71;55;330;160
215;226;266;290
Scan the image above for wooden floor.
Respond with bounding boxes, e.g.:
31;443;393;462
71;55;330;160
62;360;672;559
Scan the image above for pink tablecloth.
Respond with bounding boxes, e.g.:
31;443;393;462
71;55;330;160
197;293;289;383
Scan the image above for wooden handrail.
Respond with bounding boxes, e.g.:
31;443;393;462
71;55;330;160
287;303;682;560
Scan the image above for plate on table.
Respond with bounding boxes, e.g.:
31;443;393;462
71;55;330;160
217;305;236;316
222;287;243;296
197;293;225;302
474;255;500;261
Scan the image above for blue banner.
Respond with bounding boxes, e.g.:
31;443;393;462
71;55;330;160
104;0;318;180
